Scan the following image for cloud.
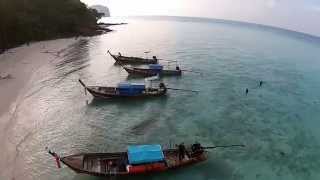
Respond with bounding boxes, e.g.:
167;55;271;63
266;0;278;8
312;6;320;11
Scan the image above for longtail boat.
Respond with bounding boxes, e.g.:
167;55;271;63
123;64;182;77
78;79;166;99
47;143;209;177
107;50;158;64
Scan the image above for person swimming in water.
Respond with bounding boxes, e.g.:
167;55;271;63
259;81;263;87
246;88;249;95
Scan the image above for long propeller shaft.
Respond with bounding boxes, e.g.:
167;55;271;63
167;87;199;93
203;144;245;149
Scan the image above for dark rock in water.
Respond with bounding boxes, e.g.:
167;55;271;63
256;174;261;178
131;118;158;135
90;5;110;17
0;74;12;80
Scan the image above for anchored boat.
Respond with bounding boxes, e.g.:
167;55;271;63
47;143;208;177
107;50;158;64
123;64;182;77
78;79;166;99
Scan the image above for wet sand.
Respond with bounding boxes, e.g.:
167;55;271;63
0;38;79;180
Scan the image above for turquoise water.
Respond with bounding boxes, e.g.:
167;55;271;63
10;17;320;180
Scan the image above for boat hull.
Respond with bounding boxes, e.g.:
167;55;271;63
110;54;158;64
60;150;207;177
78;79;166;99
86;86;166;99
124;67;182;77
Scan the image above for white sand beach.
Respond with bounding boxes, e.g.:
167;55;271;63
0;38;78;180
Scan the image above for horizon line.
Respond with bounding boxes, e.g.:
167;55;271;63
105;15;320;41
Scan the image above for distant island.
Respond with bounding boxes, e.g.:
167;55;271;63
90;5;110;17
0;0;111;53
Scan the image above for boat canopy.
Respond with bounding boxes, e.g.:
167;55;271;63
127;145;164;165
117;82;145;95
118;82;145;89
149;64;163;70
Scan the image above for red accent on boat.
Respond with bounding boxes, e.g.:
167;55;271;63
54;154;61;168
127;162;167;174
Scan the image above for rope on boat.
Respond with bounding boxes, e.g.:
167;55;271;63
78;79;87;95
46;147;62;168
181;69;203;75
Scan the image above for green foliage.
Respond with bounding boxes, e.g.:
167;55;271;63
0;0;102;52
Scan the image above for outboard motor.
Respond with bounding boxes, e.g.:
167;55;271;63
191;142;204;155
159;82;167;93
159;82;165;88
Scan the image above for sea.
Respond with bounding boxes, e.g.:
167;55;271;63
6;16;320;180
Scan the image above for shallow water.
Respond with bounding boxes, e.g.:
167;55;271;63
6;16;320;180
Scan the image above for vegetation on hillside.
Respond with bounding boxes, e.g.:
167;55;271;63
0;0;104;52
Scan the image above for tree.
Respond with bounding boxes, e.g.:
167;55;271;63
0;0;103;52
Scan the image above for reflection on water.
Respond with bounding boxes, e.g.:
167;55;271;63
5;17;320;180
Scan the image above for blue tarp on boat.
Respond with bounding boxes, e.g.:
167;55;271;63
149;64;163;70
117;83;145;96
149;64;163;74
127;145;164;165
118;82;131;89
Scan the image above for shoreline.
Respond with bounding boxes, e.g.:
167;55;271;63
98;22;128;26
0;37;80;179
0;21;129;55
0;22;122;179
0;38;79;117
0;25;112;55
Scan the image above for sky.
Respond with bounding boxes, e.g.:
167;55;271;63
81;0;320;36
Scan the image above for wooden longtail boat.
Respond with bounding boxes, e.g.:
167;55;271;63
107;50;158;64
47;143;208;177
78;79;166;99
123;65;182;77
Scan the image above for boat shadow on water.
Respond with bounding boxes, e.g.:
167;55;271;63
87;95;170;107
70;159;210;180
125;74;183;81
